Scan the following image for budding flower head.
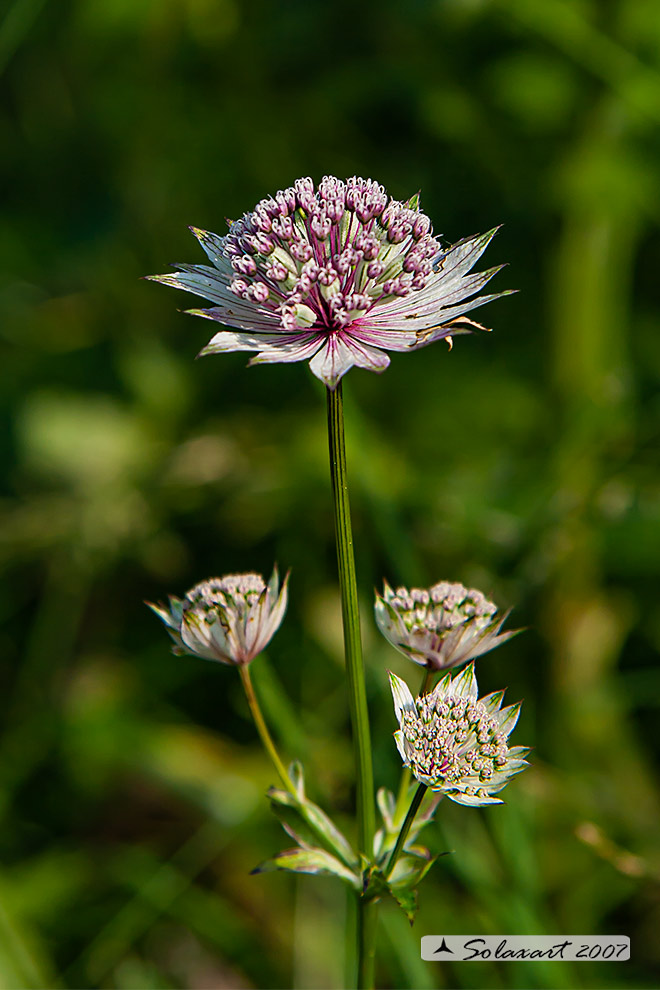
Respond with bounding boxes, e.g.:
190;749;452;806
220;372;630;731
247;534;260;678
147;568;288;666
375;579;516;672
389;664;529;806
148;175;511;389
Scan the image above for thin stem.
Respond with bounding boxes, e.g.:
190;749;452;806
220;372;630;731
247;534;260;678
327;383;377;990
421;667;435;696
238;663;295;797
357;899;378;989
385;782;428;879
326;383;375;855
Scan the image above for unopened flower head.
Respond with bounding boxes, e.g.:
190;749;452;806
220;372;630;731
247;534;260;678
389;664;529;806
148;567;288;666
149;175;511;388
375;579;516;672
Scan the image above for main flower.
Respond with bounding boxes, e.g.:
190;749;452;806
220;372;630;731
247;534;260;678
375;580;516;671
148;175;510;388
389;664;529;806
147;568;288;665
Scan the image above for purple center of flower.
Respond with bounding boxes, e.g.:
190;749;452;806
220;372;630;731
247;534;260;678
224;176;442;339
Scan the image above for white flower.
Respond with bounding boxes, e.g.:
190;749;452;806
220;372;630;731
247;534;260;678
148;567;288;665
375;579;516;671
389;663;529;806
148;175;511;388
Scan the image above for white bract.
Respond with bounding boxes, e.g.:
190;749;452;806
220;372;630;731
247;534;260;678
375;579;516;671
148;568;288;665
389;663;529;806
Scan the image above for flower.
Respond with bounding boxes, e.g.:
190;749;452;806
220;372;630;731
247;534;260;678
148;175;511;388
375;579;516;672
147;567;288;665
389;663;529;806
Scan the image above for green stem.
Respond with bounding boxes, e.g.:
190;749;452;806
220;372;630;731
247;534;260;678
357;899;378;989
420;668;435;696
385;782;427;880
239;663;295;797
327;383;377;990
326;383;375;855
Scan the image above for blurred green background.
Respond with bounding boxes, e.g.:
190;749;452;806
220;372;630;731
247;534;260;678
1;0;660;987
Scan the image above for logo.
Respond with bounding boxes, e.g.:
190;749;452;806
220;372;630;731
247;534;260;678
421;936;630;962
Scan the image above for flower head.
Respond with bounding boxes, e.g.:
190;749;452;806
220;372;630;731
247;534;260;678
148;567;288;665
148;175;511;388
375;579;516;672
389;664;529;806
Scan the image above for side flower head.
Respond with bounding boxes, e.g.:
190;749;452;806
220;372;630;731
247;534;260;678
148;175;512;389
375;579;517;672
389;664;529;806
147;567;288;666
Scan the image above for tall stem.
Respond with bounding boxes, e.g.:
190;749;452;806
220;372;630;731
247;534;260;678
239;663;295;797
357;900;378;989
326;383;375;855
385;782;427;879
327;383;377;990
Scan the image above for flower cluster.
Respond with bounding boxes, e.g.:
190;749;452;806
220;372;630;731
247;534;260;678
389;664;528;806
149;175;509;388
375;579;515;671
148;568;288;666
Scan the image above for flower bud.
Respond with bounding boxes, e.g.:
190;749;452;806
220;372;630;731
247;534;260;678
375;579;517;671
148;568;288;666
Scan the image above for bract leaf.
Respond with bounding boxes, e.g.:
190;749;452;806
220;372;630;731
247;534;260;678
251;847;361;889
389;853;438;889
376;787;396;831
267;786;358;869
390;885;418;924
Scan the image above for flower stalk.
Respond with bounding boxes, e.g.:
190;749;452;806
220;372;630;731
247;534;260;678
385;782;428;879
238;663;295;797
327;383;375;854
327;382;377;989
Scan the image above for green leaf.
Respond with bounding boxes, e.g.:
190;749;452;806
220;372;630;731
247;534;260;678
268;800;317;851
251;847;361;889
376;787;396;831
268;772;358;869
390;885;418;925
363;853;441;922
374;786;441;864
298;798;358;868
390;853;438;889
288;760;306;801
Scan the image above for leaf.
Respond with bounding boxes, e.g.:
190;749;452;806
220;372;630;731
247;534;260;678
363;846;442;921
299;797;358;868
390;853;438;889
376;787;396;831
390;885;418;925
288;760;306;801
268;799;318;851
251;847;361;889
374;786;442;864
268;775;358;869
